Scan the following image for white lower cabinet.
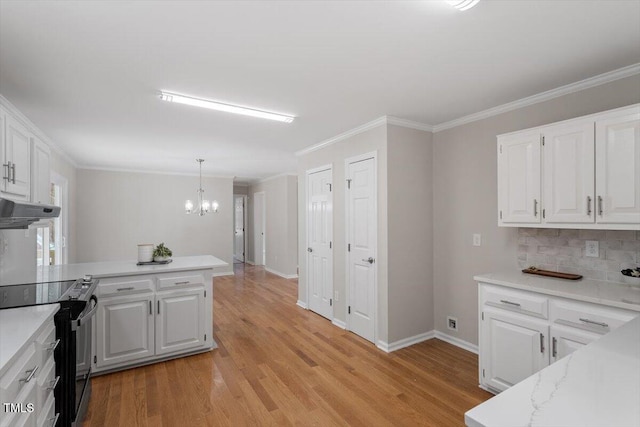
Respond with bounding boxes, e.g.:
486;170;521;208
479;282;637;394
482;308;548;393
93;270;212;373
96;293;155;368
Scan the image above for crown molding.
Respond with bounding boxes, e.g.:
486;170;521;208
432;63;640;133
0;94;79;168
255;172;297;184
296;115;432;157
77;165;236;180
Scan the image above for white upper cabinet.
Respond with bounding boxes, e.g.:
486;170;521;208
30;136;51;205
595;108;640;224
1;112;31;200
498;104;640;230
498;131;541;224
542;120;595;224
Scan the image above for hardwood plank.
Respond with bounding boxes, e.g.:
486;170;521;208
83;263;491;426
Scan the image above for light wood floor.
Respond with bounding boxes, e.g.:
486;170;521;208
83;264;492;426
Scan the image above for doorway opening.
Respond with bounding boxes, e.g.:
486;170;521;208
233;194;248;264
253;191;266;266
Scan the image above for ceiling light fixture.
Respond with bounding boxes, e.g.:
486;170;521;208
159;91;295;123
445;0;480;11
186;159;218;216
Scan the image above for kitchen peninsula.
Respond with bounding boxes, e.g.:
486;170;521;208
43;255;228;374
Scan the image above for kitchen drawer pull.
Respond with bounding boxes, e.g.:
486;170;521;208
149;300;152;315
174;281;190;285
500;299;521;307
49;413;60;427
10;163;16;184
533;199;538;217
586;196;592;216
539;333;545;353
47;376;60;391
117;287;134;291
579;318;608;328
2;162;10;181
19;365;38;383
598;195;603;216
552;337;557;358
48;338;61;352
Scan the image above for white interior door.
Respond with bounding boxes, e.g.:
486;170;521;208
307;167;333;320
253;191;266;266
346;155;376;343
234;195;245;262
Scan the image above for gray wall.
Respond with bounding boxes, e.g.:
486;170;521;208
433;74;640;346
387;125;434;342
247;175;298;277
75;169;234;275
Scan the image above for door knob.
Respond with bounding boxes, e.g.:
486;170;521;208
307;247;313;252
362;257;375;264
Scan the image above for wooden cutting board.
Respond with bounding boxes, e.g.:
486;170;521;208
522;268;582;280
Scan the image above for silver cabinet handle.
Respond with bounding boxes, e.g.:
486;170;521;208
47;376;60;391
500;299;521;307
307;247;313;253
149;300;152;315
586;196;592;216
117;287;134;291
540;333;545;353
48;338;61;352
49;413;60;427
157;300;160;314
552;337;557;358
533;199;538;217
598;196;603;216
579;318;608;328
174;281;190;285
2;162;10;181
10;163;15;184
362;257;375;264
19;365;38;383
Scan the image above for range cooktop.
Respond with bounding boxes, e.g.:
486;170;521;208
0;277;94;309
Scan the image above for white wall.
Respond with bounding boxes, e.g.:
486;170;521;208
50;149;77;263
247;174;298;277
432;74;640;346
75;169;234;275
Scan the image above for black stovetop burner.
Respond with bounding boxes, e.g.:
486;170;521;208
0;276;95;309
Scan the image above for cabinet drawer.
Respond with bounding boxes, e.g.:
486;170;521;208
37;393;56;427
98;276;154;296
157;273;205;290
36;357;56;410
34;322;57;368
0;344;38;404
550;299;637;334
482;285;549;319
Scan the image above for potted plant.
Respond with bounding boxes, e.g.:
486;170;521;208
153;243;173;262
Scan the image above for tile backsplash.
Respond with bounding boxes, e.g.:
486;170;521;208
517;229;640;283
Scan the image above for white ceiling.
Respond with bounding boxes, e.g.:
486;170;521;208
1;1;639;182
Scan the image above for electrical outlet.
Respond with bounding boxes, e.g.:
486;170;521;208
585;240;599;258
334;291;339;301
447;316;458;331
473;234;481;247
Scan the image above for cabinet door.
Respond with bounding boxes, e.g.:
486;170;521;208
3;114;31;199
96;294;154;368
543;121;595;223
30;137;50;204
481;309;549;393
595;107;640;224
498;132;542;224
550;325;599;363
156;288;205;356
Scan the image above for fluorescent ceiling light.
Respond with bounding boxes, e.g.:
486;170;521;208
446;0;480;11
159;91;295;123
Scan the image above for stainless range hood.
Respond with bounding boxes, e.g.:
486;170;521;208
0;197;61;229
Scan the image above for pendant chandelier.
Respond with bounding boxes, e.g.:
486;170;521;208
185;159;218;216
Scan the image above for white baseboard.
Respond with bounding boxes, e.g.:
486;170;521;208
376;330;435;353
245;260;255;265
212;270;234;277
265;267;298;279
434;331;478;354
332;319;346;329
296;300;308;309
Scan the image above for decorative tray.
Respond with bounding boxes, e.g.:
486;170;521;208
136;259;173;266
522;267;582;280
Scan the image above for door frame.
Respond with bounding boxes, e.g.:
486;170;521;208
253;191;266;266
233;194;248;262
305;164;333;316
344;151;378;343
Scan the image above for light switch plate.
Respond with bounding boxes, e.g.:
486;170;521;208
585;240;599;258
473;234;481;247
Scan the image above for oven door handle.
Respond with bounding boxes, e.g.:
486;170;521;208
72;295;98;331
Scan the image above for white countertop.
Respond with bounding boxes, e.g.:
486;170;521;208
465;314;640;427
0;304;59;377
474;271;640;312
34;255;228;284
